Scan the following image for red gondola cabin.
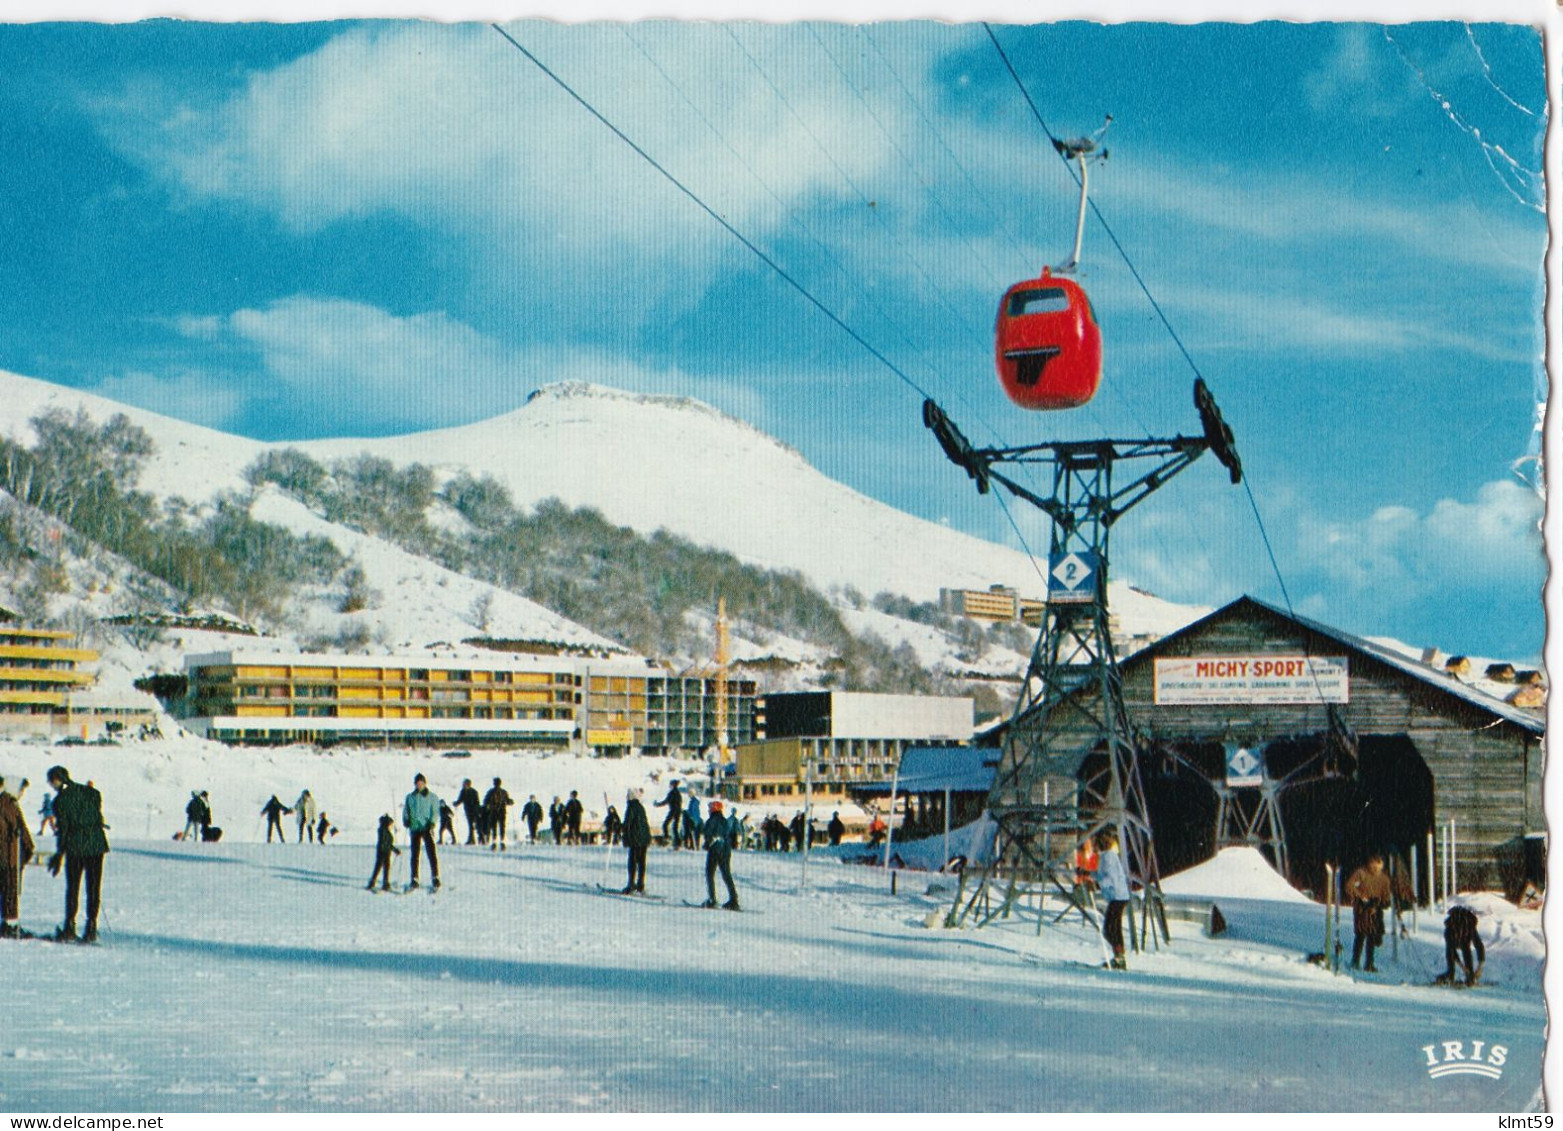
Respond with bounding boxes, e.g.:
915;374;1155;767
995;267;1102;411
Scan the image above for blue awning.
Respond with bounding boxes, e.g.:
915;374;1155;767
851;745;999;796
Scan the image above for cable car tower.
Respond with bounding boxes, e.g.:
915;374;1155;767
925;386;1241;942
927;132;1243;943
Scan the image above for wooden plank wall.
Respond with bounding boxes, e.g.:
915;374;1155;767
1002;606;1541;890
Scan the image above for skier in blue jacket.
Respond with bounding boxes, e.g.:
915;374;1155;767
700;801;740;911
402;774;441;891
1095;828;1131;970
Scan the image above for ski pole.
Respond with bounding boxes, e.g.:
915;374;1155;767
598;792;615;888
1322;863;1333;963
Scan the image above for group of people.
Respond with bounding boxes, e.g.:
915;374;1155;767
0;767;109;943
259;791;337;844
448;778;523;848
180;788;338;845
1341;853;1482;984
617;786;738;909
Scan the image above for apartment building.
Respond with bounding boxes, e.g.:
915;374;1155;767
0;626;99;735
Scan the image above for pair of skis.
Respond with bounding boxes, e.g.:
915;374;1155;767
593;885;752;913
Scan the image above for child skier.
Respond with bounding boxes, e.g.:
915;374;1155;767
367;815;400;892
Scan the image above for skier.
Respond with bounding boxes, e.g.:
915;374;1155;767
402;773;441;891
790;811;806;853
454;779;483;845
484;779;514;851
621;788;651;894
1437;906;1485;986
260;796;291;844
521;795;544;843
181;790;208;842
700;800;740;911
654;780;683;848
0;784;33;938
316;812;333;843
827;812;846;846
548;796;565;845
437;799;457;845
45;766;109;943
38;789;56;837
867;813;886;848
366;815;400;892
293;790;315;843
1070;837;1100;922
1345;854;1391;973
603;805;622;845
564;790;584;845
683;795;702;849
1096;828;1130;970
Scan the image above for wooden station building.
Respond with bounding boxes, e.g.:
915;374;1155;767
1029;596;1543;896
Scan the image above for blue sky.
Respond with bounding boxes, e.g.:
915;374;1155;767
0;19;1547;661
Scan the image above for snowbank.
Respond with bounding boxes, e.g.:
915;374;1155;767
1160;846;1314;905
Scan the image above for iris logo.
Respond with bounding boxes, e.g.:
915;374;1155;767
1422;1039;1507;1080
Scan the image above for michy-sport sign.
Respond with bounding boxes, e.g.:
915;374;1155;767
1153;655;1349;705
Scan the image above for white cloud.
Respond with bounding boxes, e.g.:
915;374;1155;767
105;23;907;329
92;369;246;430
1297;477;1543;595
187;294;767;435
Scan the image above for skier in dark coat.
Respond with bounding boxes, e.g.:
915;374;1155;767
603;805;623;845
548;797;565;845
621;789;651;894
437;800;457;845
701;801;740;910
367;815;401;892
521;795;544;842
1437;905;1485;986
45;766;108;943
827;812;846;846
316;813;332;843
654;781;683;848
0;786;33;938
454;779;483;844
260;796;291;844
483;779;514;851
1345;855;1391;972
564;791;584;845
182;791;210;842
789;812;806;853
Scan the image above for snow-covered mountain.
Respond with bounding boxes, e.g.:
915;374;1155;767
0;370;1206;683
0;372;1182;616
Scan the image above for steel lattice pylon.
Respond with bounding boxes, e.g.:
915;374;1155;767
922;381;1242;945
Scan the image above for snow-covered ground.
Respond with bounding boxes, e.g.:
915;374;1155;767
0;744;1542;1113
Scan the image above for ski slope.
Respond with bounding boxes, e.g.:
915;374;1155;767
0;744;1543;1113
0;837;1541;1113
